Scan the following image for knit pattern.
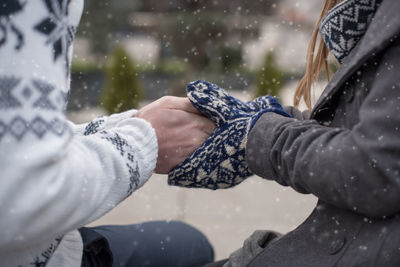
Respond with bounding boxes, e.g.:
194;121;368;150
0;76;67;112
31;236;62;267
83;117;105;136
0;76;22;108
319;0;382;63
0;75;71;141
0;115;69;141
34;0;76;77
168;80;290;190
0;0;25;50
99;131;141;196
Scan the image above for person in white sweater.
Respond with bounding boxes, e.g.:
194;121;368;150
0;0;215;266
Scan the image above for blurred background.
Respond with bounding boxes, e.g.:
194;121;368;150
69;0;324;260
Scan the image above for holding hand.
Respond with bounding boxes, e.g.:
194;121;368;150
168;81;290;190
135;96;215;174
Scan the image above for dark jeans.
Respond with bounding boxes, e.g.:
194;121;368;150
79;221;214;267
203;259;228;267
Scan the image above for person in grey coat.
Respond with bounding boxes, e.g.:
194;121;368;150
191;0;400;266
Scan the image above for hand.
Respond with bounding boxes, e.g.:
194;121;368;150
168;81;290;190
135;96;215;174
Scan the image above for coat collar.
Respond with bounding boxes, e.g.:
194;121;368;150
311;0;400;118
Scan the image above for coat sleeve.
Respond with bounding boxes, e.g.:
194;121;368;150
0;0;158;252
283;106;310;121
246;38;400;218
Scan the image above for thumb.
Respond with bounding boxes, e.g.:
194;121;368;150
187;80;249;111
248;95;276;110
188;89;251;128
249;96;286;111
187;90;228;127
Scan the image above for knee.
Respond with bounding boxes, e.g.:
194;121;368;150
168;220;215;263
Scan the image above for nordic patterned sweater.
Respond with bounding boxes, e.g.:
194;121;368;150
0;1;158;266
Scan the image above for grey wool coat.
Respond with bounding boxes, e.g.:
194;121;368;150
245;0;400;266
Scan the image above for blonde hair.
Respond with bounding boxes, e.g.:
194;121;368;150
293;0;343;110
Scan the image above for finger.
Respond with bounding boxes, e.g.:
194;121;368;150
198;117;216;135
170;97;201;114
160;96;200;115
184;113;216;135
172;111;216;135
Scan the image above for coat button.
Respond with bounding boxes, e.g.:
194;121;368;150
329;236;346;255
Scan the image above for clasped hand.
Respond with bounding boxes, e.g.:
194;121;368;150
135;96;215;174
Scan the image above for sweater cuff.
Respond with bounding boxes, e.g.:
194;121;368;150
104;109;138;128
246;112;293;182
114;117;158;189
73;109;138;136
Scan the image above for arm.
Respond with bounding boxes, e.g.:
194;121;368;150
247;39;400;218
0;0;151;251
0;96;157;252
0;0;214;252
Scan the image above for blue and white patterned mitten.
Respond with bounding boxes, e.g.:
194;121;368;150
168;80;290;190
186;80;280;114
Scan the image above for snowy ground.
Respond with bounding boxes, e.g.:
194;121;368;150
68;88;319;260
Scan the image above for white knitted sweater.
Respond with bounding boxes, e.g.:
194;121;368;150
0;1;158;266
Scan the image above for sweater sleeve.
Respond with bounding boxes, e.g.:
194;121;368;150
67;109;138;136
246;38;400;218
0;0;158;252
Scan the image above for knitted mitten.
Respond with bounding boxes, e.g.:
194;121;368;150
186;80;281;114
167;80;290;190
